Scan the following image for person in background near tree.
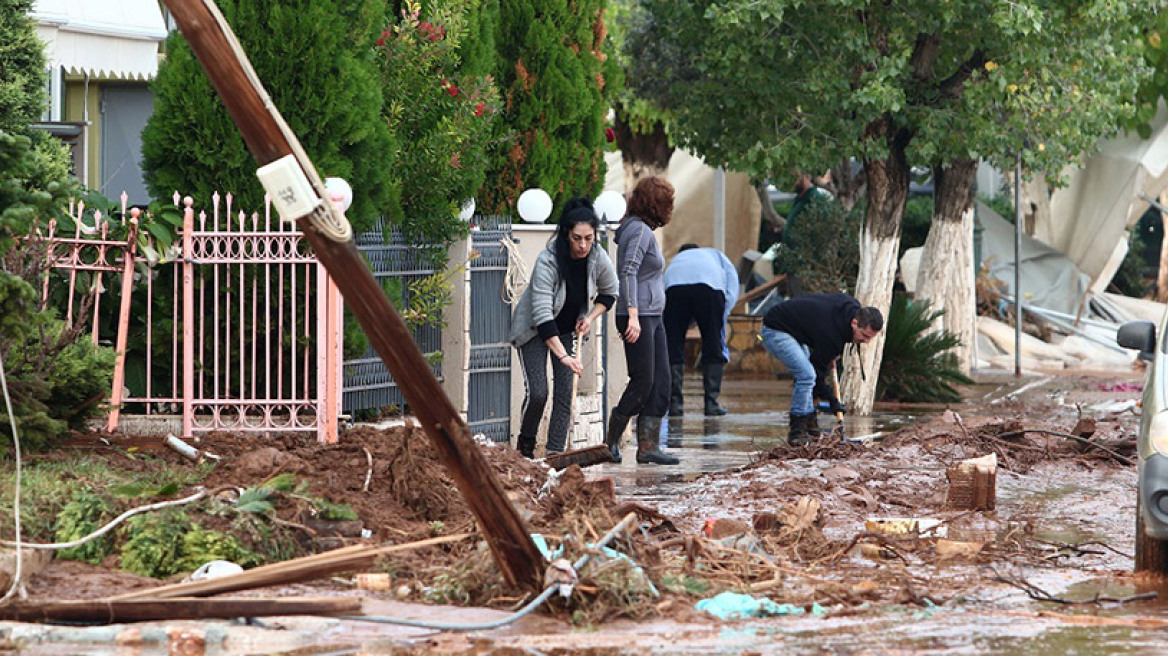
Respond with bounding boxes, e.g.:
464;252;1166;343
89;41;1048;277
663;244;740;417
760;293;883;445
606;176;681;465
785;173;834;230
509;198;618;458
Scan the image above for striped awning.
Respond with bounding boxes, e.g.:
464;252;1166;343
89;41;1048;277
32;0;168;80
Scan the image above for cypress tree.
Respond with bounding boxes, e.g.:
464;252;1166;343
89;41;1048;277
477;0;616;215
0;0;71;190
0;0;46;134
141;0;392;228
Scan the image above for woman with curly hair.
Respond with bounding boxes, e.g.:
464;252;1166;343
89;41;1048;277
509;197;618;458
605;176;680;465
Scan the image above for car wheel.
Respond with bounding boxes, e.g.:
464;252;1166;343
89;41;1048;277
1135;495;1168;573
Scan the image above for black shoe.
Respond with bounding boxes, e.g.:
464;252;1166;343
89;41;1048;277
517;434;536;459
635;416;680;465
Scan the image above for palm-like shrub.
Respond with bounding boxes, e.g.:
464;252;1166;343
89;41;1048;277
876;295;973;403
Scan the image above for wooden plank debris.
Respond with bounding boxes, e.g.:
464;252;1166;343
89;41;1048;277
0;597;360;624
544;445;613;470
110;533;470;600
946;453;997;510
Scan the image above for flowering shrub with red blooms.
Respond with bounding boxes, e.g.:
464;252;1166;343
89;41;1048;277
376;0;502;244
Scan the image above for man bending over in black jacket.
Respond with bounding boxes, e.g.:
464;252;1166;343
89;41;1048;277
760;293;883;445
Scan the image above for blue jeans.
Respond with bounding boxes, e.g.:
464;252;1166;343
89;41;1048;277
760;326;815;415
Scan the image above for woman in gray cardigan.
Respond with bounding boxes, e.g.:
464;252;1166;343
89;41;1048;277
508;198;618;458
606;176;680;465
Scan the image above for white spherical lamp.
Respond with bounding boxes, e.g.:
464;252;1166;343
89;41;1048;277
324;177;353;212
594;190;627;223
458;197;476;222
516;188;553;223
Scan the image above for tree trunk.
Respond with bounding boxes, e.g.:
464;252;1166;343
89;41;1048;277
832;157;866;211
757;182;785;231
613;107;673;192
841;122;911;416
915;159;977;375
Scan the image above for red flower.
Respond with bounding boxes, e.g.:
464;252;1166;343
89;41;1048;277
605;127;615;143
474;102;486;116
376;29;389;47
447;84;460;97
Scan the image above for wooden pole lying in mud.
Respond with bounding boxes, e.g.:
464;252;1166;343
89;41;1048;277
1;597;361;624
110;534;471;601
159;0;544;592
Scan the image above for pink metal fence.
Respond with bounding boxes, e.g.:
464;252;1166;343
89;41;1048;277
44;192;342;443
43;197;138;431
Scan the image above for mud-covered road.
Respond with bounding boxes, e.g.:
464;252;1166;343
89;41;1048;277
4;370;1162;655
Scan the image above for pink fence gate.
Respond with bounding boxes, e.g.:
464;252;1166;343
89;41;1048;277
45;192;342;444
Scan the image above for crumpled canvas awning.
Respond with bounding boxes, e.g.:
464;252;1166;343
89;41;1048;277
1037;102;1168;290
32;0;167;80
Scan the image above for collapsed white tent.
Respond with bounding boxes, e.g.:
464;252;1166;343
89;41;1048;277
902;200;1150;370
1037;102;1168;291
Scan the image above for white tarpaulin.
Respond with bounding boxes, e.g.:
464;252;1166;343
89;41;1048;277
1037;102;1168;290
976;200;1092;316
603;150;761;262
32;0;167;80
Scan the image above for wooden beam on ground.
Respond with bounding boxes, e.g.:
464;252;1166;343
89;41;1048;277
111;533;471;601
160;0;544;592
0;597;360;624
732;275;787;314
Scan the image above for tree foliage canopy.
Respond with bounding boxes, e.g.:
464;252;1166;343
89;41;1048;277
141;0;393;229
1129;11;1168;137
626;0;1157;180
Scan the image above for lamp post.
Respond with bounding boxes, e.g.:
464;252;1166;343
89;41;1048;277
1014;151;1022;378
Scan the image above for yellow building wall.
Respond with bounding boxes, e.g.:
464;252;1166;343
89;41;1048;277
63;79;102;191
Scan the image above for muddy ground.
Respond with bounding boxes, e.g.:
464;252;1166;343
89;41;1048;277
3;370;1163;655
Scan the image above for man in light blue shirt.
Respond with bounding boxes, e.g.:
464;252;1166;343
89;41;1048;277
663;244;740;416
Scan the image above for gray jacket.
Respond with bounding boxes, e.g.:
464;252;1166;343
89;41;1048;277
508;242;619;346
614;216;665;316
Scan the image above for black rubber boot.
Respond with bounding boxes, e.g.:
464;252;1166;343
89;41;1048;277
668;364;685;417
636;416;680;465
702;362;729;416
516;434;536;459
806;412;824;438
787;412;814;447
605;411;631;464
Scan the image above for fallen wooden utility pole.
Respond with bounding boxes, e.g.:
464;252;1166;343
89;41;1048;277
111;533;471;601
159;0;544;592
1;597;360;624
